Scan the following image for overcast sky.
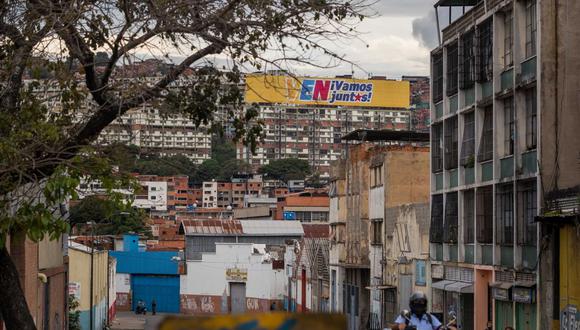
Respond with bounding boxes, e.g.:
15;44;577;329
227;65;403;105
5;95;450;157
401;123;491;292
297;0;440;79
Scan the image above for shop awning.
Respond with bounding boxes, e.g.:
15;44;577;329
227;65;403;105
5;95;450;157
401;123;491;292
490;282;513;289
446;281;474;293
514;281;536;288
365;285;396;290
432;280;455;290
432;280;473;293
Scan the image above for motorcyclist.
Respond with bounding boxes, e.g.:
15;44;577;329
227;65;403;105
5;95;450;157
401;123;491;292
394;292;453;330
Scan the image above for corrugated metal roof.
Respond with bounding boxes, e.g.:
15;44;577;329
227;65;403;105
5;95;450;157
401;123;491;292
240;220;304;236
180;219;304;236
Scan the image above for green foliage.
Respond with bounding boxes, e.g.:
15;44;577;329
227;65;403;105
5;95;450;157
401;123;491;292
194;159;221;182
69;196;150;236
68;295;81;330
258;158;311;182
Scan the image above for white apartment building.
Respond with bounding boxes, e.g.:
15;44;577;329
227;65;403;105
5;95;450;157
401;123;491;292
133;181;168;211
202;181;218;208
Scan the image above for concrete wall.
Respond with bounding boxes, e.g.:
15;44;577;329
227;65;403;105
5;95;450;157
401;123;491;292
68;247;109;329
180;243;285;314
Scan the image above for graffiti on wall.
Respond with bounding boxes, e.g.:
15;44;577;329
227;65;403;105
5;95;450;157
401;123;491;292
181;295;219;314
116;293;129;308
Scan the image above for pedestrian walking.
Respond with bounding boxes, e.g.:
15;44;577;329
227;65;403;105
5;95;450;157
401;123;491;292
152;299;157;315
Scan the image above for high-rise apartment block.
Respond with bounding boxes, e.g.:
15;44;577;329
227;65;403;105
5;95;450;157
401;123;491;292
238;74;414;177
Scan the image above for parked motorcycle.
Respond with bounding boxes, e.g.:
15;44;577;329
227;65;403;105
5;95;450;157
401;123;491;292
399;310;457;330
135;301;147;315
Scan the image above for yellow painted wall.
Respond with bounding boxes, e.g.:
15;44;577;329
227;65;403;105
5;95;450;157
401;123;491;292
68;248;109;311
560;225;580;309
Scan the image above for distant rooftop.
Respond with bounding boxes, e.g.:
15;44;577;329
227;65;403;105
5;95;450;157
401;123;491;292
179;219;304;236
341;129;430;142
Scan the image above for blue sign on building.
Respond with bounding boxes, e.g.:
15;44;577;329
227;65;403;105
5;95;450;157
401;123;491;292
283;211;296;220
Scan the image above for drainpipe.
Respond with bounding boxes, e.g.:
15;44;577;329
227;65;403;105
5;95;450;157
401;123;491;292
89;226;94;330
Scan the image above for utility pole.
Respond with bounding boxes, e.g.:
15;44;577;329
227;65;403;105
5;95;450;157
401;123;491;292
89;222;94;330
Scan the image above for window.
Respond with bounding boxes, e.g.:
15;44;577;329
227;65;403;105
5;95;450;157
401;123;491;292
477;19;493;82
496;185;514;245
503;11;513;67
430;195;444;243
504;97;515;155
371;219;383;245
444;117;459;170
476;186;493;244
459;30;476;89
433;52;444;103
415;260;427;286
525;0;537;58
478;107;493;162
525;87;537;149
151;187;157;191
371;165;383;187
432;124;443;172
150;196;156;200
518;181;537;245
463;190;475;243
444;192;459;243
447;43;459;96
460;112;475;166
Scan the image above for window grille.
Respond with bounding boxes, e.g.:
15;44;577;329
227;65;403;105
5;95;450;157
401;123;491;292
478;107;493;162
445;266;461;281
447;43;459;96
476;186;493;244
503;11;513;67
477;19;493;82
525;87;537;149
444;192;459;243
433;52;444;103
432;124;443;172
496;185;514;245
496;270;514;282
459;30;476;89
463;190;475;243
444;117;459;170
371;219;383;245
460;112;475;166
504;97;515;156
525;0;537;58
430;194;444;243
517;181;537;245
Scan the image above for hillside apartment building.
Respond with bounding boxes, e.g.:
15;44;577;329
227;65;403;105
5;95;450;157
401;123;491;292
429;0;579;329
237;74;419;177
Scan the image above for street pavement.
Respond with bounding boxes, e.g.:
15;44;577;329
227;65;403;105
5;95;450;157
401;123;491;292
110;311;170;330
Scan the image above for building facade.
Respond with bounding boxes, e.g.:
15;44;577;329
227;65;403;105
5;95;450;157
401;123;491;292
429;0;548;328
329;135;431;330
98;108;212;163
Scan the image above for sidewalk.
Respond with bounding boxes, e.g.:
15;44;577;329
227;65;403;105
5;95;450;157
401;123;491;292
110;311;146;330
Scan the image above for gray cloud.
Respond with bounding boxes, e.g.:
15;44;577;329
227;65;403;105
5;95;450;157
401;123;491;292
373;0;432;17
412;11;439;49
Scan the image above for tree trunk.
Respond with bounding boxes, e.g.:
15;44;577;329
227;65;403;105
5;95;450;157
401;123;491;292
0;246;37;330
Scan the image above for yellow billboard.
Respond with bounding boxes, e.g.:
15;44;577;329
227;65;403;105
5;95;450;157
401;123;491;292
245;74;410;108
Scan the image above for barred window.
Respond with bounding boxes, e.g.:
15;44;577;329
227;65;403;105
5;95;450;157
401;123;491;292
525;87;537;149
476;186;493;244
518;181;537;245
371;219;383;245
459;30;476;89
460;112;475;166
432;124;443;173
477;19;493;82
503;11;513;67
444;192;459;243
525;0;537;58
478;107;493;162
430;194;444;243
447;43;459;96
463;190;475;243
433;52;444;103
504;97;515;156
496;185;514;245
444;117;459;170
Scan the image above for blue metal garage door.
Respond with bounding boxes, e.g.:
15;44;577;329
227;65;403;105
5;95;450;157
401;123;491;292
131;275;180;313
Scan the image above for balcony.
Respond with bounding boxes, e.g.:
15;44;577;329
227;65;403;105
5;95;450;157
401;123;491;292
500;156;514;179
481;161;493;182
520;56;537;84
521;150;537;175
464;166;475;185
500;246;513;268
449;94;458;114
435;102;443;120
500;68;514;91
